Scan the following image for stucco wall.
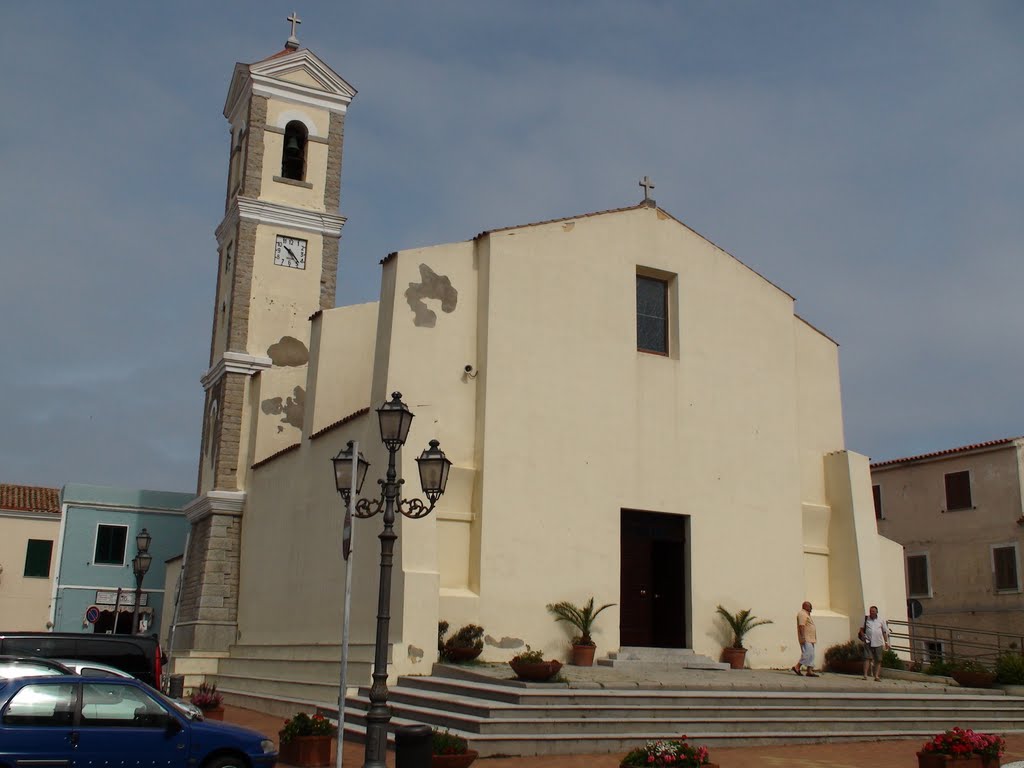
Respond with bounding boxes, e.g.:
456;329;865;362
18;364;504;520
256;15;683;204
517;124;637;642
229;205;897;676
0;513;60;630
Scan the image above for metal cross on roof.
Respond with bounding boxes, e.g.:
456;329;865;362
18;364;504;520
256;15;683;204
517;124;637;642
285;11;302;50
639;175;656;202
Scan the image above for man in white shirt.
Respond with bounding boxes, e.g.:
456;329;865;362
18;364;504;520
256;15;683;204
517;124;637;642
861;605;890;681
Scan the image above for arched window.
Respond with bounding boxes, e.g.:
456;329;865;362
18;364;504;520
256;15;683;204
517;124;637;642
281;120;308;181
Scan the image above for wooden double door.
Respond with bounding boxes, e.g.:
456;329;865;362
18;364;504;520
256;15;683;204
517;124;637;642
619;509;688;648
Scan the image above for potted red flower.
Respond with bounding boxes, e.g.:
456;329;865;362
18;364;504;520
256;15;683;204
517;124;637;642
620;736;718;768
918;727;1006;768
279;712;337;767
188;682;224;721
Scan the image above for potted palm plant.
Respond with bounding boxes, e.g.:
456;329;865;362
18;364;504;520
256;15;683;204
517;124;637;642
715;605;773;669
546;597;616;666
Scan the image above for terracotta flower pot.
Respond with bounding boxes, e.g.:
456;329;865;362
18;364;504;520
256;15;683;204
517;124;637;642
951;670;996;689
201;705;224;721
433;749;479;768
827;659;864;675
444;646;482;663
917;752;986;768
509;659;562;681
279;732;333;767
721;647;746;669
571;644;596;666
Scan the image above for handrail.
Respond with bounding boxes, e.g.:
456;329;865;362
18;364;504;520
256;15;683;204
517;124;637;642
888;618;1024;666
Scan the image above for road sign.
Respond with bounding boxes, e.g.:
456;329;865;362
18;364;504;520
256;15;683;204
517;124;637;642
907;598;923;619
85;605;101;624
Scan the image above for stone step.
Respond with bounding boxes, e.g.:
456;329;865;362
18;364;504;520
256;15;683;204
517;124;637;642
602;646;728;669
223;642;377;662
210;671;340;705
337;708;1024;757
395;675;1023;708
383;686;1023;721
343;692;1024;736
216;655;372;684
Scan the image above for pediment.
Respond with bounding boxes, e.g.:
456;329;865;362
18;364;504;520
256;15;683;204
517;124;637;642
224;48;357;119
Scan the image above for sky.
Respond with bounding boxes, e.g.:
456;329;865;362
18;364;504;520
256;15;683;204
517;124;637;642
1;2;1022;493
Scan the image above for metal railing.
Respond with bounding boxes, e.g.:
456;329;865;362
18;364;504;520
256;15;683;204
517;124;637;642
888;619;1024;666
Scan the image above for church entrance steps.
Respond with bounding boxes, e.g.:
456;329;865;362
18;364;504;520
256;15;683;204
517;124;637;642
600;647;729;670
322;669;1024;757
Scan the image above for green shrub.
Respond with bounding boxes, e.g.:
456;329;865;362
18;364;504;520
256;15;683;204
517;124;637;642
950;657;992;674
996;653;1024;685
926;658;953;676
881;649;905;670
824;640;863;665
432;729;468;755
437;621;484;662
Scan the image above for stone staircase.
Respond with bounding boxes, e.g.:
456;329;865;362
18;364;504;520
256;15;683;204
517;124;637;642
208;642;375;718
598;646;729;670
327;667;1024;757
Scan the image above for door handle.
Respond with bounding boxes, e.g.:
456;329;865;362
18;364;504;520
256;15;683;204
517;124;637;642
70;730;79;746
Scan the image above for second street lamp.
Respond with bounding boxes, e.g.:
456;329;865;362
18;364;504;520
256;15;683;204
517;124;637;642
331;392;452;768
131;528;153;635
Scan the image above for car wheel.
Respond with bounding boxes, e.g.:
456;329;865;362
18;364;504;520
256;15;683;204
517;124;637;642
202;756;247;768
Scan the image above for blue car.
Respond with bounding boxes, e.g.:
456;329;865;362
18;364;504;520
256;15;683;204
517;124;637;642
0;674;277;767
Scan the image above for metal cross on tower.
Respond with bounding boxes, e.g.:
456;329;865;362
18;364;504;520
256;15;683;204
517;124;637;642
285;11;302;49
639;175;656;202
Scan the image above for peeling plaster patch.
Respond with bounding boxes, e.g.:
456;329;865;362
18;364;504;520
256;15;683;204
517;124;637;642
267;336;309;367
408;645;424;662
562;222;575;232
261;386;304;432
405;263;457;327
485;635;524;650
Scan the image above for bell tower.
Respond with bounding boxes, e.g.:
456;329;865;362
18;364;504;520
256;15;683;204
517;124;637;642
177;21;356;654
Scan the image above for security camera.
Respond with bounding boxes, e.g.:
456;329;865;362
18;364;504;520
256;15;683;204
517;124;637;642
464;364;474;373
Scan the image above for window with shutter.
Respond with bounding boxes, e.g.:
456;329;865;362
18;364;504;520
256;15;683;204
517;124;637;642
944;470;972;510
993;545;1019;591
94;525;128;566
907;554;930;597
23;539;53;578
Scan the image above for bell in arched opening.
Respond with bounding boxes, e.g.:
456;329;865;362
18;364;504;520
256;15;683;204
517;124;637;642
281;120;308;181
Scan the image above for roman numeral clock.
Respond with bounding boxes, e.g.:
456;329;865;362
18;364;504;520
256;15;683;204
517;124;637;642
274;235;307;269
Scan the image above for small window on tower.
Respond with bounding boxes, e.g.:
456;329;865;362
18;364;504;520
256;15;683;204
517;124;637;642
281;121;308;181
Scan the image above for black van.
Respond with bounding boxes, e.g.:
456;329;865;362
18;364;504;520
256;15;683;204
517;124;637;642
0;633;163;687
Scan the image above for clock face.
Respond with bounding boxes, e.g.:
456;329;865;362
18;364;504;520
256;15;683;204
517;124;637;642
274;235;307;270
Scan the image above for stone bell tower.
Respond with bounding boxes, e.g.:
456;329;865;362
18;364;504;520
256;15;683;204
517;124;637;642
176;18;356;655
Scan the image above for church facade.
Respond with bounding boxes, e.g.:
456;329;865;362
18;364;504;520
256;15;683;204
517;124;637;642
174;34;906;690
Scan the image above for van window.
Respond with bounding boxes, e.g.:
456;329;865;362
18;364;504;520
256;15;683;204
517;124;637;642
1;637;77;658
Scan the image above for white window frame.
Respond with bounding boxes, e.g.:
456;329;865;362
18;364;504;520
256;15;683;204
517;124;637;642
92;523;129;567
991;542;1021;593
906;550;932;598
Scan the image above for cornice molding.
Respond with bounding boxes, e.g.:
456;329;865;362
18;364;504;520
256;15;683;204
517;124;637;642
184;491;247;524
236;197;346;237
201;352;272;391
224;49;356;119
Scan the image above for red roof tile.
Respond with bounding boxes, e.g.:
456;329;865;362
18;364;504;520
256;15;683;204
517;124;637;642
871;437;1022;469
0;484;61;514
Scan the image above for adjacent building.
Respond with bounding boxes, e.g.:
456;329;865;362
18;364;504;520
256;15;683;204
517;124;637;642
50;484;193;636
0;484;61;630
872;437;1024;657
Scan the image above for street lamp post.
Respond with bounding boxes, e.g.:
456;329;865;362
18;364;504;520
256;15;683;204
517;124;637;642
131;528;153;635
332;392;452;768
